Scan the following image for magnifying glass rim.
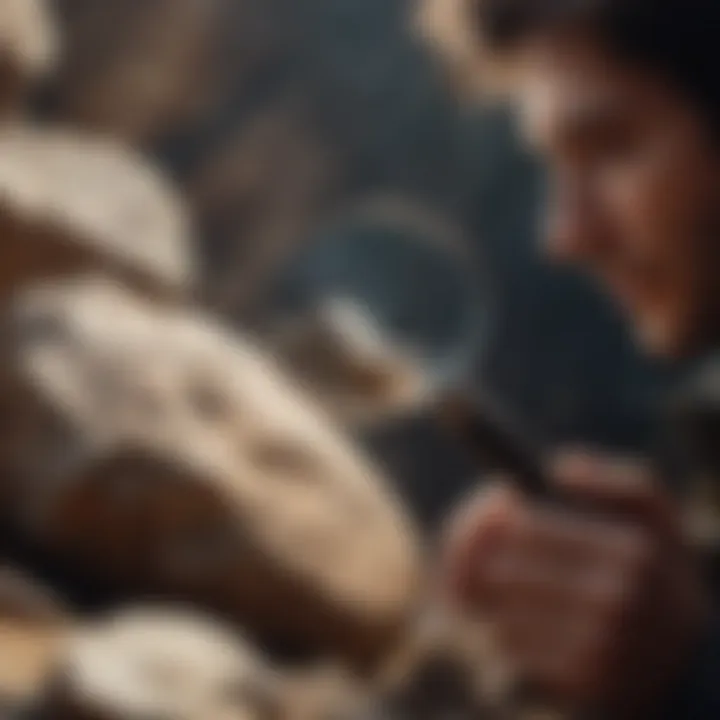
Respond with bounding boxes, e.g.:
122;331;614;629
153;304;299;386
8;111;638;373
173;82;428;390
268;196;495;395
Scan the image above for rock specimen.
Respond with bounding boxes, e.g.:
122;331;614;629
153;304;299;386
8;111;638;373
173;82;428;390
0;126;193;301
46;0;292;148
0;621;64;710
0;278;421;666
189;97;343;318
271;297;428;428
45;0;223;146
0;567;68;709
42;607;279;720
0;0;57;114
279;664;365;720
413;0;489;99
0;566;67;622
370;610;515;720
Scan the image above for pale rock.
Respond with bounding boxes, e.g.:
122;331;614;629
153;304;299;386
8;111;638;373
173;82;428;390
43;607;279;720
0;0;58;113
0;621;65;707
0;568;69;707
0;126;193;300
280;664;366;720
0;278;421;665
47;0;222;146
413;0;506;99
272;297;428;428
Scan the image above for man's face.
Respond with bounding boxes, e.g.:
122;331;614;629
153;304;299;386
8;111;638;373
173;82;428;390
513;33;720;358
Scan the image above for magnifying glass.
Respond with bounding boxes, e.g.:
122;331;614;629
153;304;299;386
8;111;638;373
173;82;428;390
263;201;615;719
263;199;553;499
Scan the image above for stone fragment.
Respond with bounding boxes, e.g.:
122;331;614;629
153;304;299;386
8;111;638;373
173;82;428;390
189;99;343;317
0;566;67;623
0;278;421;666
0;126;193;301
0;0;57;113
0;567;68;708
43;607;278;720
46;0;222;145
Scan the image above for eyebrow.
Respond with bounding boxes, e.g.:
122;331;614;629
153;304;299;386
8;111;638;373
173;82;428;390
523;90;634;150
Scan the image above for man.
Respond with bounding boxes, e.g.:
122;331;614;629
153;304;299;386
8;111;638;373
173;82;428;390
438;1;720;717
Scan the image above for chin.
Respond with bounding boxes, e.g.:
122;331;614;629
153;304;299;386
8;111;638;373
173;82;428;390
632;326;678;359
632;312;712;362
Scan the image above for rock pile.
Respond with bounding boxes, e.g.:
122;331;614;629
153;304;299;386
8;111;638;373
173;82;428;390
0;3;528;720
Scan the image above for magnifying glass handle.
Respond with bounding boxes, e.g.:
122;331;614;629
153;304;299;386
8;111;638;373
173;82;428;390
439;390;554;500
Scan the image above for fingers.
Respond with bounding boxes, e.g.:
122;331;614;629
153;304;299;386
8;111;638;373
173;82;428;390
442;471;661;610
551;450;680;540
467;511;652;619
441;451;675;617
442;492;658;708
439;453;701;715
495;504;654;570
442;480;520;608
490;603;609;706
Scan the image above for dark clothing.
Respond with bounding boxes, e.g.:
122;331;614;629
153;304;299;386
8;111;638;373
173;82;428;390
664;618;720;718
661;355;720;718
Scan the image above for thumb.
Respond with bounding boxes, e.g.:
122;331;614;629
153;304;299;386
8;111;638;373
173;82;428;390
441;479;522;609
551;450;680;540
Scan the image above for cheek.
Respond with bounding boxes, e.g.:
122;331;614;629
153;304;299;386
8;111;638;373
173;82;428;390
605;134;720;291
608;149;703;262
603;139;720;352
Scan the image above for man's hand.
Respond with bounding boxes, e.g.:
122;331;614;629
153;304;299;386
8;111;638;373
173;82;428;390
442;452;710;717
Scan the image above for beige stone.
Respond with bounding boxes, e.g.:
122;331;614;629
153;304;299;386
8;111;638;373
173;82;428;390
414;0;512;99
0;620;65;705
0;0;57;113
374;609;570;720
0;278;421;665
0;126;193;301
279;664;366;720
0;567;69;706
48;0;223;146
0;566;67;622
43;607;279;720
373;611;515;720
272;297;428;428
189;98;343;317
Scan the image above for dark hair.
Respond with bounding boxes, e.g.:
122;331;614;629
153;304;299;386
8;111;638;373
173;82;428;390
473;0;720;128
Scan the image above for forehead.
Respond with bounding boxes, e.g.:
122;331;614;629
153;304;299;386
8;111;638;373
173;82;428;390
509;34;661;145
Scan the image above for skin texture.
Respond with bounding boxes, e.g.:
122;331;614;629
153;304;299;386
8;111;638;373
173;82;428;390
442;32;719;717
444;454;709;717
514;33;720;358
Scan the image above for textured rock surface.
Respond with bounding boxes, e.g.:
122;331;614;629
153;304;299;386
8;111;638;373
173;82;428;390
0;568;68;708
0;278;421;665
372;611;516;720
0;621;64;708
271;297;428;428
43;607;278;720
414;0;488;99
0;566;67;622
46;0;223;146
279;664;365;720
0;0;57;113
189;98;343;318
368;610;568;720
0;126;192;301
